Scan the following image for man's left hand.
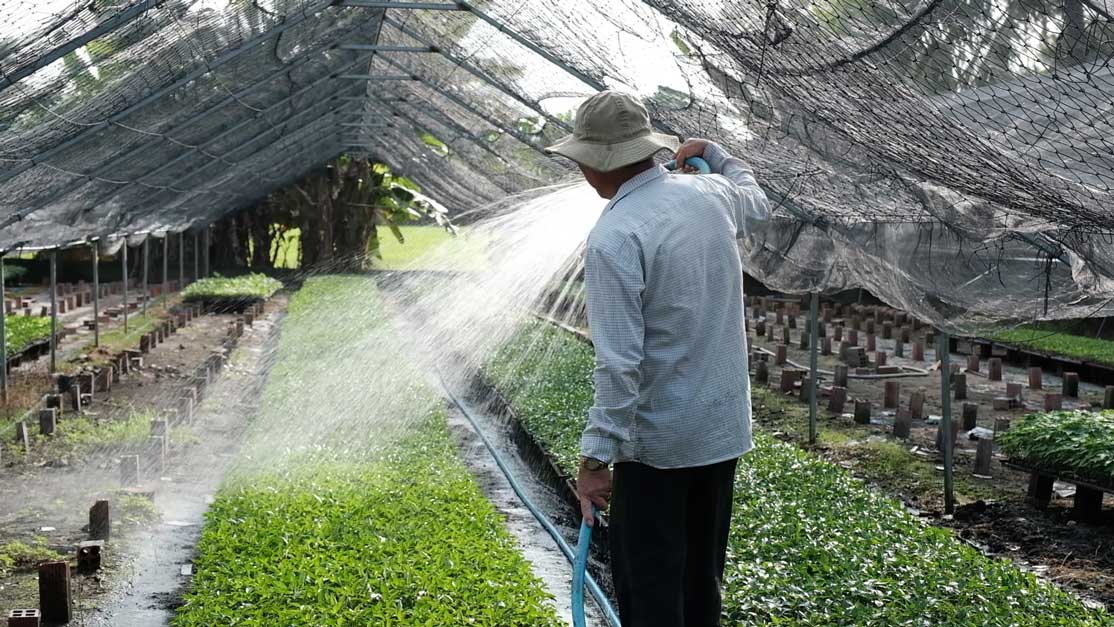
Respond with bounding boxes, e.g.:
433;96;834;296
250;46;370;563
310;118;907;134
577;462;612;527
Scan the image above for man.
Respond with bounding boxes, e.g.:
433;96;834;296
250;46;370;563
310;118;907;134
544;90;769;627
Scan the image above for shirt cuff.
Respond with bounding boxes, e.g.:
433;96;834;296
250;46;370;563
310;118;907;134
701;141;731;174
581;431;620;465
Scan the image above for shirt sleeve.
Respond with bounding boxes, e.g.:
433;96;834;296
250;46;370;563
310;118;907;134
581;237;645;464
702;141;771;238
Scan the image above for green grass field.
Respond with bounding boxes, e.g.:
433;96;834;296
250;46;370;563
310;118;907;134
268;225;463;271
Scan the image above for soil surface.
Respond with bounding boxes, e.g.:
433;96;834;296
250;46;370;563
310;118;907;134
749;312;1114;611
0;291;286;623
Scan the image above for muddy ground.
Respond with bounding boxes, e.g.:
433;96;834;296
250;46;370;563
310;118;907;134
749;313;1114;610
0;293;285;622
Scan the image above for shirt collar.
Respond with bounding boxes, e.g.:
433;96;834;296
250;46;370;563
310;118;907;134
603;164;667;214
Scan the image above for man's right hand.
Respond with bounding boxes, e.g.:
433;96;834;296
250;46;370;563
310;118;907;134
577;458;612;527
674;138;711;173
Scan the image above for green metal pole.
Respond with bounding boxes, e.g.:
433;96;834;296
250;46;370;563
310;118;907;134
808;292;820;444
162;235;169;299
938;330;955;515
122;241;129;335
178;232;185;287
0;254;7;402
193;231;199;282
142;237;149;315
49;250;57;374
92;243;100;348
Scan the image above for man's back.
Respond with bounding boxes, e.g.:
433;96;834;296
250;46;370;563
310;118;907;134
582;146;768;469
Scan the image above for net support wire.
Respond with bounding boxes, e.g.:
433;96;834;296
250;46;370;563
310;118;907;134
381;16;576;133
0;0;168;94
107;86;369;231
26;52;382;227
6;18;387;228
0;0;355;190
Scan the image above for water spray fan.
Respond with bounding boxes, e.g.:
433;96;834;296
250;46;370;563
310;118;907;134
664;155;711;174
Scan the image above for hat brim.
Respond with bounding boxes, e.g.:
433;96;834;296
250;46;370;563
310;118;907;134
544;132;679;172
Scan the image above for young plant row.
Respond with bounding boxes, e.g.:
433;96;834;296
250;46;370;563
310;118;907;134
180;273;282;303
174;276;562;627
991;324;1114;367
485;321;1113;626
3;316;52;355
998;410;1114;485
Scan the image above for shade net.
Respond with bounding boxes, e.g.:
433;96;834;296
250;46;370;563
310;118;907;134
0;0;1111;330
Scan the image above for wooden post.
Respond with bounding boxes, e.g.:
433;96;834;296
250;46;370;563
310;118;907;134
828;386;847;413
37;561;71;624
179;231;186;287
775;344;787;365
162;235;169;297
834;364;848;388
1028;366;1042;389
1026;472;1054;508
15;421;29;453
952;372;967;400
193;231;200;282
141;237;149;315
966;353;979;373
1105;386;1114;410
909;389;926;420
89;500;110;541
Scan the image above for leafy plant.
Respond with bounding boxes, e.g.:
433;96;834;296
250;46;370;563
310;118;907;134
181;273;282;303
1;263;27;284
117;494;160;526
998;410;1114;484
174;276;562;627
4;316;52;354
0;538;63;576
486;322;1113;626
991;325;1114;367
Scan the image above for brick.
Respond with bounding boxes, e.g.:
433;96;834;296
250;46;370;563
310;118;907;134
884;381;901;409
962;402;978;431
988;358;1003;381
7;608;40;627
1042;393;1062;411
1062;372;1079;398
854;400;871;424
893;408;912;439
828;386;847;413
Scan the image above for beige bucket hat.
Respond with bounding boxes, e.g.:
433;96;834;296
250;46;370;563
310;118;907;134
545;90;679;172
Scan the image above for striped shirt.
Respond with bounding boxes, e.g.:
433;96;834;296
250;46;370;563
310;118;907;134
581;142;770;468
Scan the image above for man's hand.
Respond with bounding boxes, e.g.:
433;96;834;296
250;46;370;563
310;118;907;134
577;460;612;527
674;138;711;173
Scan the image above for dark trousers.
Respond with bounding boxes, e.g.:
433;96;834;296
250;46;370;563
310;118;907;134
609;457;738;627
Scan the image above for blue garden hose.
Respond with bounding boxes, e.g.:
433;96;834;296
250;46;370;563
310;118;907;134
436;373;622;627
572;506;596;627
664;155;711;174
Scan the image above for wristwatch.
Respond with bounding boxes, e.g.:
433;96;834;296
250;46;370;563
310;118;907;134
580;456;608;471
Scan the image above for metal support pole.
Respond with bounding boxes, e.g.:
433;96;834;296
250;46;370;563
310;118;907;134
141;237;149;315
179;232;185;287
202;227;210;277
92;243;100;348
808;292;820;445
0;255;7;402
162;235;169;298
193;232;199;282
49;250;57;374
122;241;129;334
938;330;955;515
